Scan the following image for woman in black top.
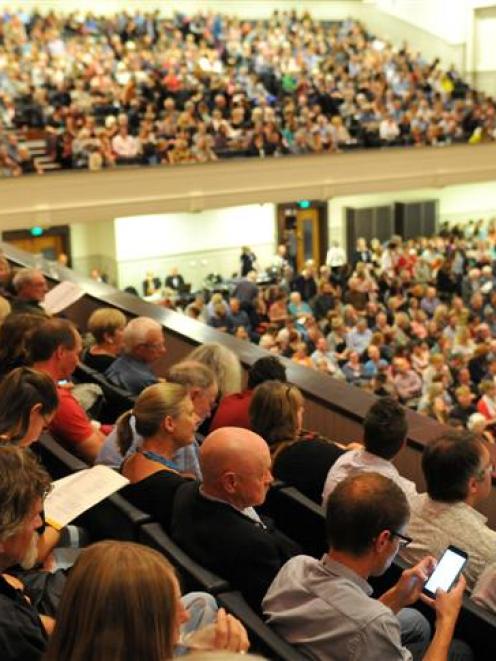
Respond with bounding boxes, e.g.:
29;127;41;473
82;307;127;374
118;382;199;531
249;381;345;503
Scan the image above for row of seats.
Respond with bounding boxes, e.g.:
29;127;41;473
36;433;305;661
36;431;496;659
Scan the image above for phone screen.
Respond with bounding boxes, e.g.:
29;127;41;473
423;547;467;596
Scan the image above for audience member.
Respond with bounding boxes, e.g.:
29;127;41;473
0;445;53;661
82;307;127;373
250;381;345;502
10;268;48;316
44;540;249;660
263;473;470;660
29;318;106;463
105;316;166;395
171;427;300;611
400;430;496;591
118;382;198;531
322;397;418;505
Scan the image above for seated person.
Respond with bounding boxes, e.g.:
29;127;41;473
263;473;469;661
118;382;198;531
228;297;252;334
29;318;106;463
44;540;249;660
209;356;287;431
322;397;418;505
0;445;54;661
10;268;49;316
105;316;166;395
250;381;345;503
171;427;300;611
400;430;496;591
97;360;218;477
82;307;127;373
207;303;234;333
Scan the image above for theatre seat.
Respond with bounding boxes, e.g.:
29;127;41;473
36;432;88;477
73;362;135;423
216;590;308;661
139;522;229;595
260;484;327;558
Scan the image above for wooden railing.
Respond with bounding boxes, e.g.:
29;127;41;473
3;241;496;526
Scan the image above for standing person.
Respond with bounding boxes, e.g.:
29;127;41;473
240;246;258;277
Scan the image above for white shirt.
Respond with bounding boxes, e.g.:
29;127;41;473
326;245;346;268
322;449;418;506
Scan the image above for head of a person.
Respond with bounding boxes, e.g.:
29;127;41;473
363;397;408;460
326;473;409;575
200;427;273;509
422;431;492;505
229;297;240;314
247;356;287;390
12;268;48;302
167;361;218;424
0;256;11;285
0;312;45;373
117;382;198;456
188;343;242;398
123;317;166;364
87;307;127;353
0;367;58;446
0;445;50;570
455;385;474;408
467;412;488;435
479;379;496;399
250;381;304;445
44;541;184;661
29;318;82;380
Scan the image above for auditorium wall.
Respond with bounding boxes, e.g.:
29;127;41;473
112;204;276;291
70;220;118;285
328;180;496;246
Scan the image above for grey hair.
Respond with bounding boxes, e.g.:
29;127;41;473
12;268;43;293
188;343;242;398
168;361;216;390
123;316;163;352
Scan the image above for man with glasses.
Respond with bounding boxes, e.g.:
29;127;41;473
264;473;471;660
401;430;496;592
105;316;166;395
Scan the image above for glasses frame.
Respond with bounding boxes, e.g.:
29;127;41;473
390;530;413;548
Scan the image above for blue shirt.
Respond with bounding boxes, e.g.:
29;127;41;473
104;354;157;396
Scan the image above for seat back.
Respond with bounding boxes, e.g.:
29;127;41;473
262;485;327;557
139;522;229;595
216;591;309;661
75;492;151;542
73;362;135;423
37;432;88;477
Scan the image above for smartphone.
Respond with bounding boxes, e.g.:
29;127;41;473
423;545;468;598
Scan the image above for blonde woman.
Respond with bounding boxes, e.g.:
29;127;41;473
118;383;199;531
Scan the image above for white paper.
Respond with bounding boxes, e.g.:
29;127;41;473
41;281;85;314
44;465;129;529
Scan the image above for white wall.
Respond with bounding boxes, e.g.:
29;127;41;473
328;180;496;247
114;204;276;291
70;220;117;283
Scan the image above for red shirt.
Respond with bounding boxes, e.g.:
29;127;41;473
49;387;93;448
209;390;253;432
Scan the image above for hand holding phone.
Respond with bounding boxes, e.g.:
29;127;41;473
423;545;468;599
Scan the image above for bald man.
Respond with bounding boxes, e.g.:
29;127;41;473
171;427;300;611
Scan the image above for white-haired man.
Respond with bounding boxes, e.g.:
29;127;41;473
104;316;166;395
11;268;48;315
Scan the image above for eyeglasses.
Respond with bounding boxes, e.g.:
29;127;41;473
476;461;494;481
390;530;413;548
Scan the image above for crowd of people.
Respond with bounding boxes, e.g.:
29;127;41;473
155;219;496;446
0;8;493;176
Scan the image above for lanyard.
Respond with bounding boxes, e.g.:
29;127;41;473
141;449;179;472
